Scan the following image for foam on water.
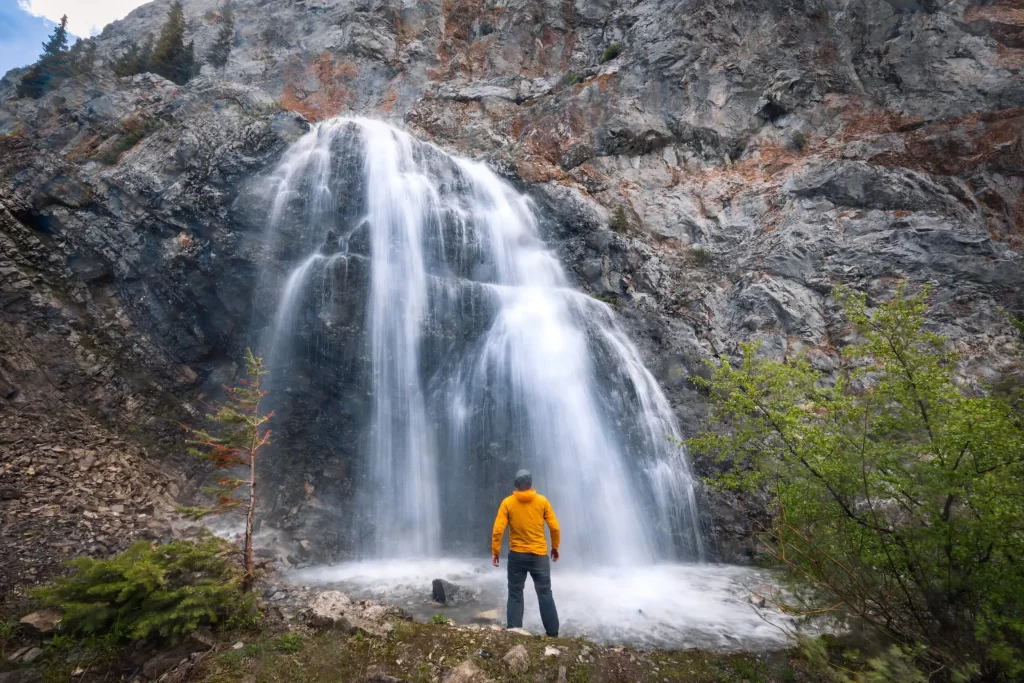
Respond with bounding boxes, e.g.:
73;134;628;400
290;559;796;651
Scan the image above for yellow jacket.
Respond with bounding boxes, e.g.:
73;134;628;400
491;489;560;556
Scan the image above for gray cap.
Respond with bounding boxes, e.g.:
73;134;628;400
514;469;532;490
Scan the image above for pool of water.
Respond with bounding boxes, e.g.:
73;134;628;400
288;559;796;651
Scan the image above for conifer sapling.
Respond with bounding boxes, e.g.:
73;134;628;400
185;349;272;591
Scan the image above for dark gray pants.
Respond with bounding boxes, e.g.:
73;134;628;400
506;550;559;637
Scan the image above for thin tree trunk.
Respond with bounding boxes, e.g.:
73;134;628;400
243;379;260;592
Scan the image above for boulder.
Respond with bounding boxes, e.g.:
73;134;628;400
544;645;561;657
502;644;530;673
304;591;400;638
19;609;61;635
305;590;354;628
440;660;494;683
21;647;45;663
432;578;472;605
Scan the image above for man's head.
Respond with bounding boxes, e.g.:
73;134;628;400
514;469;532;491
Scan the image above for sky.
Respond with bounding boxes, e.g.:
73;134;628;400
1;0;147;75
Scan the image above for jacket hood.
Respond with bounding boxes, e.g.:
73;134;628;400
513;489;537;503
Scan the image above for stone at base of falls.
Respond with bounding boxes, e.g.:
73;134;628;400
502;644;530;673
19;609;61;635
364;665;406;683
505;627;531;636
432;578;473;605
440;660;494;683
304;590;412;638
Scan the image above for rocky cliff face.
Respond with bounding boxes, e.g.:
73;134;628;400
2;0;1022;563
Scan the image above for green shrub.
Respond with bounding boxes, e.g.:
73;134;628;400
276;633;303;653
563;71;582;86
601;42;623;63
689;247;714;266
691;285;1024;680
609;205;629;233
430;614;448;625
792;130;808;151
33;534;255;642
94;118;162;165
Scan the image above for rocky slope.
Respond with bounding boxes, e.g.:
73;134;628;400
1;0;1022;563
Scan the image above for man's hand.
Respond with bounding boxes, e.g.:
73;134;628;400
492;554;500;567
551;549;560;562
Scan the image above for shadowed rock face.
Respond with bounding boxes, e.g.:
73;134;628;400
1;0;1022;562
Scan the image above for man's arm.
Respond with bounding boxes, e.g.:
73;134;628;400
544;500;561;561
491;500;509;566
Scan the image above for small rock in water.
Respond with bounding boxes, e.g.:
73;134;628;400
474;608;499;620
432;578;471;605
544;645;561;657
502;644;529;673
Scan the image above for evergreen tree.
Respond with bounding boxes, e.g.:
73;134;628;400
112;42;143;78
150;1;195;85
185;350;272;592
17;14;71;99
206;0;235;70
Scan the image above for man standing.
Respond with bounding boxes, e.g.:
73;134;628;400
491;469;560;637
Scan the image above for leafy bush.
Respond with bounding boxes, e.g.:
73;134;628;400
609;205;629;233
792;130;808;151
94;118;162;166
34;535;255;642
601;42;624;63
563;71;582;86
276;633;303;653
430;614;448;625
690;286;1024;680
689;247;714;266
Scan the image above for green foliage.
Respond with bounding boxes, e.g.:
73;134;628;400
690;285;1024;680
601;42;624;63
207;1;236;70
186;349;272;590
94;117;162;165
689;247;714;267
430;613;448;625
17;15;71;99
112;34;155;78
593;292;619;307
562;71;582;86
792;131;808;151
275;633;304;653
33;534;255;643
150;1;198;85
609;205;629;233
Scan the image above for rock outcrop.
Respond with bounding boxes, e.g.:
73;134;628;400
1;0;1022;561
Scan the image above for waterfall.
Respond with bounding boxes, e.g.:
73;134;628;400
258;118;704;564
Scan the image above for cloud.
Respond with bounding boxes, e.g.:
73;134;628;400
1;0;58;75
17;0;149;38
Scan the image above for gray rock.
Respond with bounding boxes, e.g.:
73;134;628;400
20;648;45;664
440;660;493;683
502;644;530;673
432;579;472;605
19;610;61;635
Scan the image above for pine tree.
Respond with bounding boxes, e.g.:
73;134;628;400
206;0;235;70
112;42;143;77
184;350;272;592
17;14;71;99
150;1;194;85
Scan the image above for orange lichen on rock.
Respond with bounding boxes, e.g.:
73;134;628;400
280;53;358;122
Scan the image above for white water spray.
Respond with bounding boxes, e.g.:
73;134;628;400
260;118;704;564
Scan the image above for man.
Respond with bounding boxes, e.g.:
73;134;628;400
491;469;560;637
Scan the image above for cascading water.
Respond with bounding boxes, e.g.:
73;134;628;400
258;117;704;565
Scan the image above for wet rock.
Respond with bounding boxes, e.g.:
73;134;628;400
19;609;61;635
440;660;493;683
432;578;472;605
502;644;530;673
